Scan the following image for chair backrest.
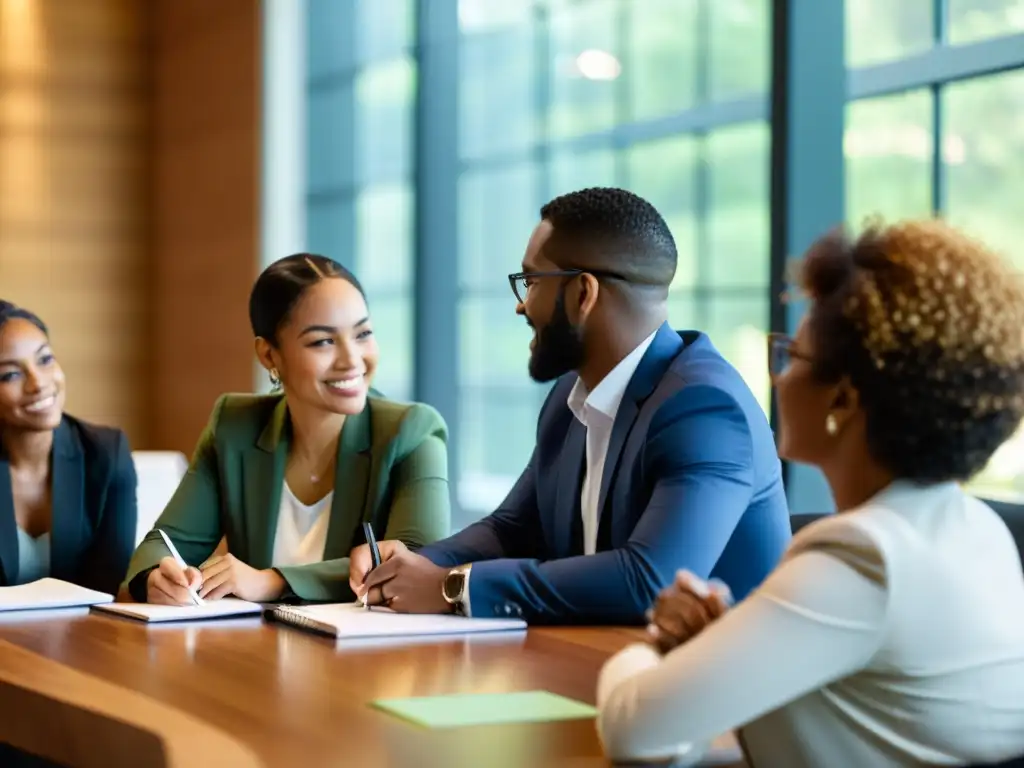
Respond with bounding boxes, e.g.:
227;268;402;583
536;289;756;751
131;451;188;545
988;500;1024;570
789;512;827;535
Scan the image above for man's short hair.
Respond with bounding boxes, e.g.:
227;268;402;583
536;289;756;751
539;187;677;289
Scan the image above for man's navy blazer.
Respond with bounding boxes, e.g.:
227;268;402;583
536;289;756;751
419;323;792;624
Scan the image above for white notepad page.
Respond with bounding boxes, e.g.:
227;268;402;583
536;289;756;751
271;602;527;639
92;598;263;623
0;578;113;612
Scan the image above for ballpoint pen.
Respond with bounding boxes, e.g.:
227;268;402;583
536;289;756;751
156;528;205;606
361;521;381;610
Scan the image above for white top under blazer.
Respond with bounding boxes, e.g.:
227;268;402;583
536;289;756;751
271;482;332;568
597;481;1024;767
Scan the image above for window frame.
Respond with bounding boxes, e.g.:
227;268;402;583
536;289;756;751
300;0;1024;522
773;0;1024;514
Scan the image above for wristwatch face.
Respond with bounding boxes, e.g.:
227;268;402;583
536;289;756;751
443;570;465;602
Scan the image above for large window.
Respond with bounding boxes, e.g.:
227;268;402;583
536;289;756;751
844;0;1024;501
455;0;771;517
298;0;1024;522
305;0;416;401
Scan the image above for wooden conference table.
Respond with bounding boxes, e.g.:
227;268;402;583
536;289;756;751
0;610;741;768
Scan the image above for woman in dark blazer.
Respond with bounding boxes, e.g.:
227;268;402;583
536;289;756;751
0;301;138;594
125;254;451;604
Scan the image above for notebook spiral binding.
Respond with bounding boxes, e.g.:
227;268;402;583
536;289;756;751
272;606;317;631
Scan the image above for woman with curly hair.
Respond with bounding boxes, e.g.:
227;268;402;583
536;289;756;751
595;219;1024;767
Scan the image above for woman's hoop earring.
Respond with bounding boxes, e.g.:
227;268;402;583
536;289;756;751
825;413;838;436
269;368;281;390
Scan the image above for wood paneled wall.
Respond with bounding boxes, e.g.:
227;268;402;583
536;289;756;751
0;0;150;443
150;0;261;455
0;0;261;455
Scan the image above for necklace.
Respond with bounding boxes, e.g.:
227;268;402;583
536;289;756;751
307;453;336;484
294;438;338;485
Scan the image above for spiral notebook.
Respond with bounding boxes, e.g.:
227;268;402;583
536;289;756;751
269;602;526;640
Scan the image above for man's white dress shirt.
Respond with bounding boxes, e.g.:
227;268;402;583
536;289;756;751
566;330;657;554
458;330;659;614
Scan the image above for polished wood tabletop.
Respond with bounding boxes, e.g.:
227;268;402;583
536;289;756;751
0;610;740;768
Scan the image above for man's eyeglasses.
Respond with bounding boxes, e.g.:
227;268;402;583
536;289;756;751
767;332;812;377
507;269;624;303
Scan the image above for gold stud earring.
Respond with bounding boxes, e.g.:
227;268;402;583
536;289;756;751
825;413;838;436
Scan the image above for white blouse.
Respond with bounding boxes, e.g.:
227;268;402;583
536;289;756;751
597;481;1024;767
271;482;332;568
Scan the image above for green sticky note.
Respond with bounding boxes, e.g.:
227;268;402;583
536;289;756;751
371;690;598;729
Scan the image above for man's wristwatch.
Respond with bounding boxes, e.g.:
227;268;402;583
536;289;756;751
442;564;472;616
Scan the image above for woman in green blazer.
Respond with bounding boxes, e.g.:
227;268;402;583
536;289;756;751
125;254;450;604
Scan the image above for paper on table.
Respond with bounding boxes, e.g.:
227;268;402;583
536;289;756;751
92;598;263;623
0;578;113;612
371;691;597;729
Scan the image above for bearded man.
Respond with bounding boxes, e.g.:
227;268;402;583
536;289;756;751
352;187;791;625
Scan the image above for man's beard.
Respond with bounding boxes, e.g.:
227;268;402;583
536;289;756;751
527;289;585;383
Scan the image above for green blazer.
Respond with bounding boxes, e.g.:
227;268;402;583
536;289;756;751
125;392;450;602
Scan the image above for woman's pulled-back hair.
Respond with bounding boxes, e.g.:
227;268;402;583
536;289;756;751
248;254;365;344
0;301;48;336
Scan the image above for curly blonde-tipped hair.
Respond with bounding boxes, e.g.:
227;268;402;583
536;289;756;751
796;217;1024;483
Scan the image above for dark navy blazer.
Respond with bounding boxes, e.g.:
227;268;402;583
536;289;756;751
420;323;791;624
0;415;138;594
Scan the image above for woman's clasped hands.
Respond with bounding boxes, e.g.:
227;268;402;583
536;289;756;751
646;570;734;655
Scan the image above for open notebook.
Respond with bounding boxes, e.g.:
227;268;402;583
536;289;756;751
92;598;263;623
268;602;527;640
0;578;113;612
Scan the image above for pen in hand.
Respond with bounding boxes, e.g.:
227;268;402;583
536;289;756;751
360;521;381;610
156;528;205;606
